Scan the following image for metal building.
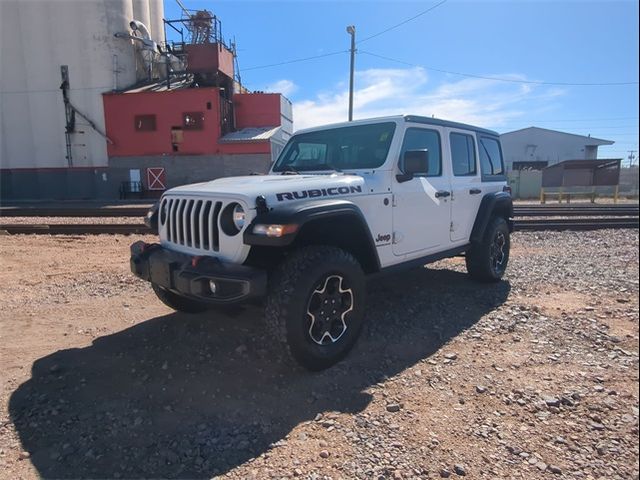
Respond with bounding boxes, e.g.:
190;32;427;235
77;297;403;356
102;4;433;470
500;127;614;172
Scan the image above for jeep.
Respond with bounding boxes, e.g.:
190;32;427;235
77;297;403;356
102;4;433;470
131;115;513;370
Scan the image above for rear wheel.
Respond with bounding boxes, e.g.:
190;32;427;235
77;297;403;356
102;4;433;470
266;246;366;371
466;216;510;282
152;284;210;313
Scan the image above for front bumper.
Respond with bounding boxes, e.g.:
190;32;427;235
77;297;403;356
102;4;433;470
130;241;267;304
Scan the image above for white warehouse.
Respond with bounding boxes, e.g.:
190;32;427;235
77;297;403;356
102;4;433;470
500;126;614;172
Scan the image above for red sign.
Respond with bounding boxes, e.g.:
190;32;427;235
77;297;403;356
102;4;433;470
146;167;166;191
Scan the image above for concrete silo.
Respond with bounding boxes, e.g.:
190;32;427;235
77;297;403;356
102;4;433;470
0;0;164;199
148;0;166;43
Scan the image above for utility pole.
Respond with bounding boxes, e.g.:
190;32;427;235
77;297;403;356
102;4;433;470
628;150;637;168
346;25;356;121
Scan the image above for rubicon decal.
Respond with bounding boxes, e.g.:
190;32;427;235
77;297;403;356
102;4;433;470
276;185;362;201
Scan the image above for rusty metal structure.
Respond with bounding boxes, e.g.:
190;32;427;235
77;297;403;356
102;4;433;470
541;159;623;203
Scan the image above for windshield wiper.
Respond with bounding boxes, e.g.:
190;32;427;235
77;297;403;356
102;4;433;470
280;167;299;175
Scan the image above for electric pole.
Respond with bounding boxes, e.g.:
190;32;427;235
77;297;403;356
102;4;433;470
346;25;356;121
628;150;637;168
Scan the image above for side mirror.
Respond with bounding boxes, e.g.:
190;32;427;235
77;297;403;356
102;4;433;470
397;149;429;183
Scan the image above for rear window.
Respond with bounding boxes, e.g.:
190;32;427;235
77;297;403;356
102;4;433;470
450;132;477;176
478;136;504;178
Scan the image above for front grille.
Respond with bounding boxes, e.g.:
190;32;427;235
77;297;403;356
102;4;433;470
161;197;223;251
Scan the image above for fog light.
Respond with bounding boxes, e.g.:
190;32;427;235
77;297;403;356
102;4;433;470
209;280;217;294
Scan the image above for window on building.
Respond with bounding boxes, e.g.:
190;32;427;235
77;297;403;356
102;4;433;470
479;136;505;178
183;112;204;130
134;114;156;132
400;128;441;176
450;132;477;176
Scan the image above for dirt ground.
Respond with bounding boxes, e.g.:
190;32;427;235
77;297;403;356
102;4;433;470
0;231;638;480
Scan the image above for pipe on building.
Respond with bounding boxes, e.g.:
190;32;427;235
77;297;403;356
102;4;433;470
129;20;153;44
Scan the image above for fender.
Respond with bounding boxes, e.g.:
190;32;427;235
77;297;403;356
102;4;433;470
470;191;514;243
243;199;379;266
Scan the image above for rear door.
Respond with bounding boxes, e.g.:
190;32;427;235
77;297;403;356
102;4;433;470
392;126;452;257
448;129;483;243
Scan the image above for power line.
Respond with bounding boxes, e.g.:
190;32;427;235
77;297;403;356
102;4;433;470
357;0;448;44
241;0;448;71
243;50;348;72
359;50;640;86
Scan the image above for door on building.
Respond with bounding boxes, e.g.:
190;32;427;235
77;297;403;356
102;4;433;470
392;126;452;257
129;169;142;193
146;167;167;191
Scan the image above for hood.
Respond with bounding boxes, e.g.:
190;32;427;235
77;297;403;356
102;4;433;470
166;173;366;208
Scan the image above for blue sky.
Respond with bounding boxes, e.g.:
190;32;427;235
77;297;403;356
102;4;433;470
164;0;639;164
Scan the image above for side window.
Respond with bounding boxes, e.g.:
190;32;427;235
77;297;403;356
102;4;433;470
134;114;156;132
183;112;204;130
400;128;441;176
478;136;505;178
450;132;477;176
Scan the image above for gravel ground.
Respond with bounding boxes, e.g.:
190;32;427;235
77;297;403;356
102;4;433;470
0;230;638;480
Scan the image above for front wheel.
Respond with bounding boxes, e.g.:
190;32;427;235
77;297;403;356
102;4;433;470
152;284;210;313
465;216;510;282
265;246;366;371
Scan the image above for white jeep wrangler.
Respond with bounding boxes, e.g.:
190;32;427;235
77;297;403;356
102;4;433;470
131;115;513;370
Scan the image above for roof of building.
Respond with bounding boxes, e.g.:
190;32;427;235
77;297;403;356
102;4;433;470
219;126;281;143
545;158;622;169
110;78;196;94
500;126;614;146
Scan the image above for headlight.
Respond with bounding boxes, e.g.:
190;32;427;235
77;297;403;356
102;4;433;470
220;202;246;236
232;204;246;230
252;223;298;238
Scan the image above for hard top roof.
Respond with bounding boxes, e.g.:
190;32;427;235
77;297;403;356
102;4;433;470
295;115;499;137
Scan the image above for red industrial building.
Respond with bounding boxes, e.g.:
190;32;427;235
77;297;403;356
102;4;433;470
0;5;292;201
102;11;292;198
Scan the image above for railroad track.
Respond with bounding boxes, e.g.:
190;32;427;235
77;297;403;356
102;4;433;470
0;224;152;235
514;217;639;231
1;216;638;235
1;203;638;218
0;206;151;217
514;207;640;217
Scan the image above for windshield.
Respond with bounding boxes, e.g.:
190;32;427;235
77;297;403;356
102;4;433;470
272;122;396;172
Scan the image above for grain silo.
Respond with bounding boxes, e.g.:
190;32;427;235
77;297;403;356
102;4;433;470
0;0;165;199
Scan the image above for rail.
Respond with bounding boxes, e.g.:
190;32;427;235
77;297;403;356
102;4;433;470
1;203;638;218
1;216;638;235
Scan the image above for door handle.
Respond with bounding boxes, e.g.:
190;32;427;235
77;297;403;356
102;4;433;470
469;188;482;195
435;190;451;198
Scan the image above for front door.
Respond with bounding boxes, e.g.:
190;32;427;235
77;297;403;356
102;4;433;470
392;126;452;257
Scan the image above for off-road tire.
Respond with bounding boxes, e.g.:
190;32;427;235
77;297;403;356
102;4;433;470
265;246;366;371
152;284;210;313
466;216;510;283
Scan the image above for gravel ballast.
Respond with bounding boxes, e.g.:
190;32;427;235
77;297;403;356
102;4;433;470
0;230;637;479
